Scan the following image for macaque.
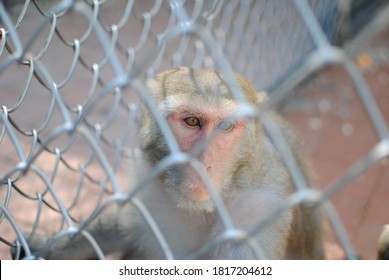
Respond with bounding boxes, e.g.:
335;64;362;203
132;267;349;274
13;67;323;260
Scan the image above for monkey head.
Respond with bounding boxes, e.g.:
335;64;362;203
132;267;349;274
139;67;263;212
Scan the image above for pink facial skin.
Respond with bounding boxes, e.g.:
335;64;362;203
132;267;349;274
167;107;245;201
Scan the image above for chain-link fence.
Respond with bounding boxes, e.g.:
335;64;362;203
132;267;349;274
1;0;388;260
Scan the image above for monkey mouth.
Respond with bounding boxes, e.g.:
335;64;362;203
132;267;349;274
164;167;219;206
186;183;211;201
183;168;223;202
183;169;216;201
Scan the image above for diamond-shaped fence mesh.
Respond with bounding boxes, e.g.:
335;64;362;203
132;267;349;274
0;0;388;259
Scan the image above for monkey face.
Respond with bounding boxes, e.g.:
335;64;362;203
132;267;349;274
161;106;246;211
139;67;259;212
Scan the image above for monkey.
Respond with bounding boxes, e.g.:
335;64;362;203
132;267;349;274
377;225;389;260
12;67;323;260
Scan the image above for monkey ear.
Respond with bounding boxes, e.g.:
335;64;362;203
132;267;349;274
145;78;159;94
145;78;165;103
378;225;389;260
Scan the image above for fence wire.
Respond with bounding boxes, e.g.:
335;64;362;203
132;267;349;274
0;0;388;259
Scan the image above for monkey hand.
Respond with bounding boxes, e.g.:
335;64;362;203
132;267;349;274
11;232;82;260
11;233;50;260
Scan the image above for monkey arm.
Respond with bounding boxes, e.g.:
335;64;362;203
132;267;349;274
13;204;139;260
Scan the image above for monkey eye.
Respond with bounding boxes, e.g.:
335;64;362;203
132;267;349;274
217;119;234;132
183;116;201;127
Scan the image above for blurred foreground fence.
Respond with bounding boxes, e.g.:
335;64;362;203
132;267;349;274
0;0;389;259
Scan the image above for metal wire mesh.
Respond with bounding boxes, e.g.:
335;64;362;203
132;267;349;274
1;0;388;259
